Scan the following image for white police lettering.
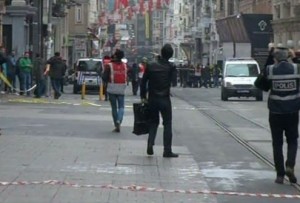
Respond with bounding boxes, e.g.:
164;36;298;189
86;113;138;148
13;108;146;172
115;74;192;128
272;80;297;91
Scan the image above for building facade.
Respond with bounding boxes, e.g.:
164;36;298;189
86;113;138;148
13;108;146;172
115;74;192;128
272;0;300;49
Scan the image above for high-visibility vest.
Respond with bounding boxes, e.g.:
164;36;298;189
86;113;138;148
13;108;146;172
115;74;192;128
267;61;300;113
109;62;127;84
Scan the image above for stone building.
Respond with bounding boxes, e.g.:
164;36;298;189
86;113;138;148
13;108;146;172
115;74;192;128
216;0;272;18
239;0;272;14
272;0;300;49
215;0;273;66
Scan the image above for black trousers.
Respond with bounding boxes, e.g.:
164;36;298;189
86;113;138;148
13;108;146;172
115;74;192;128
148;96;173;153
269;112;299;176
132;80;138;95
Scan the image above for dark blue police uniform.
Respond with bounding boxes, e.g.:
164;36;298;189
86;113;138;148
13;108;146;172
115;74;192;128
265;60;300;182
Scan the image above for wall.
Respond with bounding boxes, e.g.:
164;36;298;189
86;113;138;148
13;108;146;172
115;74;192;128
221;42;251;59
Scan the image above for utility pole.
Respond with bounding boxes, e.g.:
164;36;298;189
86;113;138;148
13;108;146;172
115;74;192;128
209;0;214;65
0;0;5;47
47;0;53;60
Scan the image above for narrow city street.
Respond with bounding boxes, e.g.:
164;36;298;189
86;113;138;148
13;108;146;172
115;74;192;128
0;85;300;202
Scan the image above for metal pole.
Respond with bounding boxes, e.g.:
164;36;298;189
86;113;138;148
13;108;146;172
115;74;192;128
209;0;214;65
47;0;53;60
0;0;5;46
46;0;53;97
162;8;166;46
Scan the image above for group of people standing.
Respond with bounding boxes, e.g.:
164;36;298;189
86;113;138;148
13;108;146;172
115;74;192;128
0;47;67;99
0;48;33;96
178;63;221;88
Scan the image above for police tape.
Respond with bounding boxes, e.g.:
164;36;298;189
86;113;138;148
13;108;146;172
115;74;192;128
7;98;103;107
0;72;36;93
0;180;299;199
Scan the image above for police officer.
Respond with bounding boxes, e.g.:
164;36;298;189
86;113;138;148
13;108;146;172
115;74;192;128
258;47;300;184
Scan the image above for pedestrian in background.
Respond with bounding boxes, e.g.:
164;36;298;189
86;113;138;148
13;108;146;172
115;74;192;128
130;63;139;95
45;52;66;99
19;51;33;96
33;53;46;98
60;59;67;93
102;55;111;101
289;48;300;64
138;57;147;89
213;64;221;88
256;46;299;184
194;64;202;88
202;63;211;88
103;49;127;133
140;44;178;158
7;50;17;93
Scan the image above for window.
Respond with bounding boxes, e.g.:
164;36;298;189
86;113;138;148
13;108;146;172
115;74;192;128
75;6;82;23
282;2;291;19
225;64;259;77
274;5;280;19
220;0;224;11
78;60;102;72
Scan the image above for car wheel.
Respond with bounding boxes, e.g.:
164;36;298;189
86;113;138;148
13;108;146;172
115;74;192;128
221;89;228;101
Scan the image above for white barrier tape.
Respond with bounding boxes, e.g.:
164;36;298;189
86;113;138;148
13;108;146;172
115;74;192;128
7;99;103;107
0;72;37;93
0;180;299;199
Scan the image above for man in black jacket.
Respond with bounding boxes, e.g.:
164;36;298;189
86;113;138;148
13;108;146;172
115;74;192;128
45;52;66;99
140;44;178;158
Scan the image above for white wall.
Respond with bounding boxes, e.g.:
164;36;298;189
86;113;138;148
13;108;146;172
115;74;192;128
236;43;251;57
222;42;251;59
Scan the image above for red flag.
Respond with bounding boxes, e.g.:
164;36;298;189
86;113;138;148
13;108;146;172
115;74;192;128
115;0;120;10
149;0;153;12
120;0;129;8
156;0;162;9
139;0;144;14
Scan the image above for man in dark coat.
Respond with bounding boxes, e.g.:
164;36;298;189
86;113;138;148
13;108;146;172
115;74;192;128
45;52;66;99
140;44;178;158
33;53;46;98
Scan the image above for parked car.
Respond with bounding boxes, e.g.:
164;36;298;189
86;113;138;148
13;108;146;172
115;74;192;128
73;58;103;94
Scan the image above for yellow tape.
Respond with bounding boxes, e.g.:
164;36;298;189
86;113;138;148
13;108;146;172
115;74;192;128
0;72;12;87
0;72;37;93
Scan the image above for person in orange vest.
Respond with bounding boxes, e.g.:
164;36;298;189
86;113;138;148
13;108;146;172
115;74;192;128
102;49;127;132
102;55;111;101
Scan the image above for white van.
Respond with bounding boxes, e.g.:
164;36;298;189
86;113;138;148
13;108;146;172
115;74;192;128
221;58;263;101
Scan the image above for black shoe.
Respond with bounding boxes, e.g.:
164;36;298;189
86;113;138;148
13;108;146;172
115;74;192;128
286;167;297;184
112;122;120;133
163;152;179;158
112;128;120;133
147;145;153;155
275;176;284;184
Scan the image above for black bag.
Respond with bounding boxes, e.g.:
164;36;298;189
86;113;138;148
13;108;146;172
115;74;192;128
254;74;270;92
132;102;150;135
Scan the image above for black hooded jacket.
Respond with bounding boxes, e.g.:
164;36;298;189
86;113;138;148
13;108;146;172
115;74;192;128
140;57;176;99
